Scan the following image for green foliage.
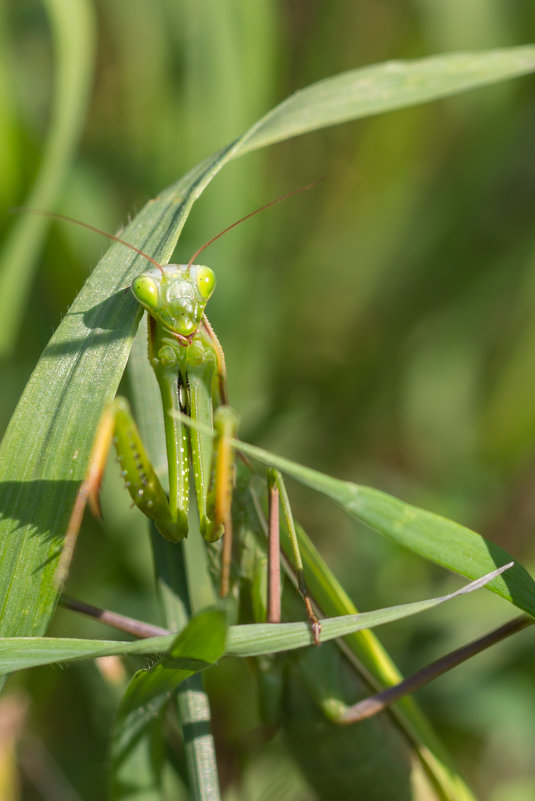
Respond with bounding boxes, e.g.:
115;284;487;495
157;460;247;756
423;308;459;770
2;3;535;800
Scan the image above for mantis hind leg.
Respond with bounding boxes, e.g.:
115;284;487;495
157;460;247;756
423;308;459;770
268;469;322;645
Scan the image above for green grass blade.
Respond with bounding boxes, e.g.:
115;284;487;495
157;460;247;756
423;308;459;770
110;609;227;801
0;147;239;638
0;566;509;673
234;439;535;617
0;0;96;356
239;47;535;153
3;45;535;641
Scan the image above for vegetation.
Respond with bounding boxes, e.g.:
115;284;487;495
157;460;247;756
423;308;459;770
1;3;535;800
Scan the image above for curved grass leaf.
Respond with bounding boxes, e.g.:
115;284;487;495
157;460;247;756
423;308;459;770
0;565;510;673
234;439;535;618
240;47;535;153
2;45;535;640
110;609;227;801
0;0;96;356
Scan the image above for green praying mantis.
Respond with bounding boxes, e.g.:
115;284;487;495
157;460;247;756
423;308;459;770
51;187;321;642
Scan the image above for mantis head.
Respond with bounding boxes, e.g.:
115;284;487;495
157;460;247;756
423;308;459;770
131;264;216;337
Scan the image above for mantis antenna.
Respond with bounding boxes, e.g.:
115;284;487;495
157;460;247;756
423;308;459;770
185;177;326;270
10;177;325;272
9;207;166;274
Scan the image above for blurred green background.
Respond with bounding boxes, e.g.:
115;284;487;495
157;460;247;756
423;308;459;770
2;1;535;799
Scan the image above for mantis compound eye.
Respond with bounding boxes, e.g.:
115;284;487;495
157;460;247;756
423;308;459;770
131;274;159;310
194;266;216;300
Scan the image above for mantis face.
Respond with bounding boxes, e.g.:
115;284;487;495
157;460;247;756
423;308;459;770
132;264;216;337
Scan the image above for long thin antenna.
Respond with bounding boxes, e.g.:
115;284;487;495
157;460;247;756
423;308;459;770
9;207;165;274
186;178;326;270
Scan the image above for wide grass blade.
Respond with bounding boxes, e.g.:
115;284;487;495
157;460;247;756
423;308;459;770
2;45;535;640
0;146;236;638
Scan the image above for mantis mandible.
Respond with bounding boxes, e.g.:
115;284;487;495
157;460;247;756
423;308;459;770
36;187;321;639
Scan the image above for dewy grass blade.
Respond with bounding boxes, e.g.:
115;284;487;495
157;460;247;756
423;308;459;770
0;146;240;638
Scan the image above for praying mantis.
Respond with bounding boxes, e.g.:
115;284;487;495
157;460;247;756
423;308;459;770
51;188;321;641
6;45;535;797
